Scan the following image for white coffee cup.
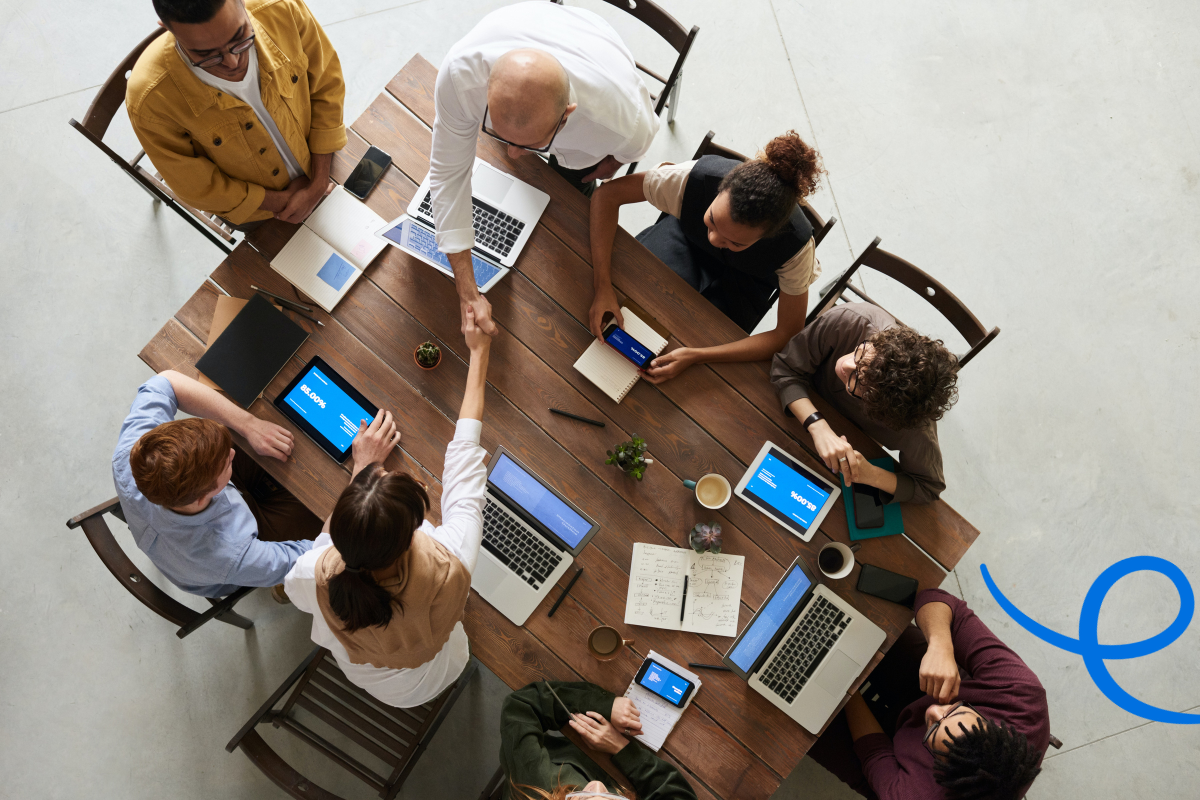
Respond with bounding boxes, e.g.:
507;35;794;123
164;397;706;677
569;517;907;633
817;542;855;579
684;473;731;509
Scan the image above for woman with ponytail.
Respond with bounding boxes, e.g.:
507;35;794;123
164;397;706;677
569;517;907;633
284;309;493;707
589;130;826;382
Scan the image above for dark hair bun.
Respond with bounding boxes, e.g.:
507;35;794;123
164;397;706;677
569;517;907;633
760;130;824;199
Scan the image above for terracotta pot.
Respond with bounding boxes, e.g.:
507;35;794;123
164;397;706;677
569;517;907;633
413;344;441;370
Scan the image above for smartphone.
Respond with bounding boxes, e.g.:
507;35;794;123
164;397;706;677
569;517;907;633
634;658;695;707
601;320;655;369
345;146;392;200
857;563;920;609
852;483;886;529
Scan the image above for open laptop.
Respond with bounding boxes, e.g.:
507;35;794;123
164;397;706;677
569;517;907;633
722;556;886;734
471;447;600;626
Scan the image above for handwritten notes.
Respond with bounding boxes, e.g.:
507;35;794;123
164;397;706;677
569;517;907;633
623;651;701;751
624;543;744;637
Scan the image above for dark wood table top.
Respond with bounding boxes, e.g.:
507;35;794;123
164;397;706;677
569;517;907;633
138;55;980;800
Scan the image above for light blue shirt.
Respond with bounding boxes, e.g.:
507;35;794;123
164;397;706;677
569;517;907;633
112;377;312;597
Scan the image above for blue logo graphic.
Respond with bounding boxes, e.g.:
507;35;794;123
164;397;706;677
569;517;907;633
981;556;1200;724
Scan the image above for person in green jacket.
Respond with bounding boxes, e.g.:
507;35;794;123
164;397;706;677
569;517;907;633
500;681;697;800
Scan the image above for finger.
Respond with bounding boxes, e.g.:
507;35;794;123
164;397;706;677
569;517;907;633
389;430;402;448
369;408;384;432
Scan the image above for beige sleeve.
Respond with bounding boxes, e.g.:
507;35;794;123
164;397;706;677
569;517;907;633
776;238;820;295
641;160;697;218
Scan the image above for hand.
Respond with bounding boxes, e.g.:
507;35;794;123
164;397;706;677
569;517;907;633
589;285;624;338
568;710;629;755
609;697;644;737
276;178;332;224
581;155;623;183
351;409;401;472
460;293;498;338
919;639;961;703
463;306;492;354
243;418;294;462
642;347;695;384
811;423;858;483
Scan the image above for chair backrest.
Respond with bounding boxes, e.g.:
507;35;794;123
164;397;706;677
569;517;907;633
807;236;1000;368
75;28;166;140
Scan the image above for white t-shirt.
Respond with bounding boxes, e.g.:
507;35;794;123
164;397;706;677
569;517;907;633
184;45;305;181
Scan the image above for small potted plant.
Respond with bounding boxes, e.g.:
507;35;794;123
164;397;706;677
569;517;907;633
689;522;723;554
606;434;653;480
414;341;441;370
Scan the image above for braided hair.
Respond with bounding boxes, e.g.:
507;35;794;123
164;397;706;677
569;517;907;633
934;720;1043;800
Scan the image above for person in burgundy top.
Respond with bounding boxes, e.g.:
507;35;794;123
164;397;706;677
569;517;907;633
808;588;1048;800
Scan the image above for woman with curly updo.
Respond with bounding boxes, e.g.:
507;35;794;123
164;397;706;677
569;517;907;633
770;303;960;504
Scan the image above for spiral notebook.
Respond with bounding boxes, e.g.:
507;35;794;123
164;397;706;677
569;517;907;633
622;651;701;752
572;307;669;403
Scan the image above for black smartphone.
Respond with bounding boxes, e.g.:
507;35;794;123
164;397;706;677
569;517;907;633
601;320;655;369
857;563;920;609
852;483;886;529
344;146;391;200
634;658;695;707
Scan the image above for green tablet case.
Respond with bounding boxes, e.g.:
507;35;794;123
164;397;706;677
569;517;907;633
839;457;904;541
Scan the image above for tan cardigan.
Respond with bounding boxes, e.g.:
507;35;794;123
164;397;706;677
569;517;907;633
313;530;471;669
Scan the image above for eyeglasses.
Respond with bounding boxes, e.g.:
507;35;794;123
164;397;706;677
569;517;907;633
922;701;981;754
179;32;256;69
566;793;625;800
846;341;870;398
481;103;567;154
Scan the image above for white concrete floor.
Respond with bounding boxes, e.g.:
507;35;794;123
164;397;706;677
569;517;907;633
2;0;1198;797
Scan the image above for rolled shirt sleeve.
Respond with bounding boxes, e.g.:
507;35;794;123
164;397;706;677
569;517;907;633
642;160;694;218
429;65;481;255
775;238;820;295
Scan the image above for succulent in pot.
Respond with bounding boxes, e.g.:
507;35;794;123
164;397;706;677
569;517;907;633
605;434;652;481
689;521;723;554
414;341;441;370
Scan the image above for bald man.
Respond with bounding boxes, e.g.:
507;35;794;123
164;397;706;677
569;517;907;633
430;1;659;336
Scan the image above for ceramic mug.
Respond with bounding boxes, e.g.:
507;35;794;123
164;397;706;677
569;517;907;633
817;542;855;579
588;625;634;661
682;473;732;509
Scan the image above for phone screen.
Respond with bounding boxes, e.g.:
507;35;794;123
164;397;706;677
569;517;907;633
602;323;654;369
637;660;694;707
856;563;919;608
346;147;391;199
852;483;885;528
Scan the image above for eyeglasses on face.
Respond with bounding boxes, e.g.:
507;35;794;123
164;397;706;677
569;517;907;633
846;341;870;398
922;701;981;754
480;103;567;154
182;32;256;69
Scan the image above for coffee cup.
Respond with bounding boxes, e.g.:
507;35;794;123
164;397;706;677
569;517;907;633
817;542;855;579
588;625;634;661
683;473;732;509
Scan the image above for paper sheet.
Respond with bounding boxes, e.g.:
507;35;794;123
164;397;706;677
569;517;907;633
624;543;745;637
623;651;701;752
305;186;386;271
683;551;745;636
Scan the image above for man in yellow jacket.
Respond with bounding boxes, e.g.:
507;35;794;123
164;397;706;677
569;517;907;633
128;0;346;227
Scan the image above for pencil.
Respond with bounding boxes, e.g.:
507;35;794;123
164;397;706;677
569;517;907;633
688;663;732;672
252;285;314;312
549;408;605;427
547;567;584;617
282;306;325;327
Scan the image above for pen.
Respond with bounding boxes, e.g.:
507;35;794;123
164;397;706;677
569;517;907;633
549;408;605;428
680;575;688;623
252;285;314;312
547;567;584;617
688;663;732;672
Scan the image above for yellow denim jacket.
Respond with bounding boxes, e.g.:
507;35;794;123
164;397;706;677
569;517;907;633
127;0;346;224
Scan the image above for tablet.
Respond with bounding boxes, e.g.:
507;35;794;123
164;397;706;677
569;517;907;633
274;356;379;464
375;215;510;293
735;441;841;542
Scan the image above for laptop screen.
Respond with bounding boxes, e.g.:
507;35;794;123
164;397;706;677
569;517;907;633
728;564;812;673
741;448;833;534
489;453;592;549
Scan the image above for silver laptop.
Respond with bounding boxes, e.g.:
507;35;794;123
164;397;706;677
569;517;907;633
471;447;600;626
408;158;550;268
722;556;886;734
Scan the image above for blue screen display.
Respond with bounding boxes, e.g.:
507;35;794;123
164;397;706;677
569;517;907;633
729;566;812;673
384;218;501;288
490;454;591;549
743;450;832;533
604;326;654;367
639;661;691;706
282;365;372;453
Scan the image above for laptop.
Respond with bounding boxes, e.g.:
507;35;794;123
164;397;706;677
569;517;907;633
722;556;886;733
471;447;600;626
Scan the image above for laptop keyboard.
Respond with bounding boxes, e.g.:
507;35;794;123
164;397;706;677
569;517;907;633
759;595;850;704
417;192;525;257
481;498;563;589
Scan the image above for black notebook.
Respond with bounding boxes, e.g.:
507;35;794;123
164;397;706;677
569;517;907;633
196;294;309;409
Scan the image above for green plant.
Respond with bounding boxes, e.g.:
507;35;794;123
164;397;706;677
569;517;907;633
689;521;723;554
606;434;652;480
416;341;441;368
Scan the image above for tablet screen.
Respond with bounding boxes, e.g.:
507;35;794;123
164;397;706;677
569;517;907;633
382;218;501;288
741;448;833;534
489;453;592;549
280;364;373;453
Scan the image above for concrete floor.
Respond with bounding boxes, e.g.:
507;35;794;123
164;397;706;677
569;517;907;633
2;0;1198;797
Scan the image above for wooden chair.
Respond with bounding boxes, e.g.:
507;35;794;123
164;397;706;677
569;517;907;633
806;237;1000;369
68;28;236;253
66;497;255;639
476;767;506;800
227;647;477;800
552;0;700;174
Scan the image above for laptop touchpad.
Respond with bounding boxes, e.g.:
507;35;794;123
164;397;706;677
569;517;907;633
472;555;509;596
474;165;515;205
814;651;860;697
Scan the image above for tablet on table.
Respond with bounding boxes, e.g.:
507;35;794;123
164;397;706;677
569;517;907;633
274;356;379;464
735;441;842;542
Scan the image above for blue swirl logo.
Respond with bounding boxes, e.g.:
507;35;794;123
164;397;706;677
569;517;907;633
981;556;1200;724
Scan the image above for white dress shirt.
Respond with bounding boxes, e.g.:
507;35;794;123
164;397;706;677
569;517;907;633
285;418;487;708
430;1;660;254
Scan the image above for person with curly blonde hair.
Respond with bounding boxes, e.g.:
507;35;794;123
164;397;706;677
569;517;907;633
770;303;960;504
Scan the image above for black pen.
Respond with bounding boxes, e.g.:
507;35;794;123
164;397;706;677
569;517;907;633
252;285;314;312
688;663;732;672
549;408;605;427
547;567;584;617
680;575;688;623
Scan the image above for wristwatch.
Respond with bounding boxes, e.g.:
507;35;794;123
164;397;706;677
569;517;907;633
801;411;824;431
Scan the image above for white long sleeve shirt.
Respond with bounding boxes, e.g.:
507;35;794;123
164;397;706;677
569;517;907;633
430;1;660;254
285;419;487;708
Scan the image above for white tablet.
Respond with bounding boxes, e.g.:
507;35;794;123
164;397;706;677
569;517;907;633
375;215;510;293
735;441;842;542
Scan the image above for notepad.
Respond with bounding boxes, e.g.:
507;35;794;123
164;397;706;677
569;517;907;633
269;186;387;312
622;651;701;752
194;294;309;409
572;308;669;403
623;543;745;637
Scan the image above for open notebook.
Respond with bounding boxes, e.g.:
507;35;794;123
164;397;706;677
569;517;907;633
622;652;701;752
624;543;745;637
572;307;669;403
269;186;387;312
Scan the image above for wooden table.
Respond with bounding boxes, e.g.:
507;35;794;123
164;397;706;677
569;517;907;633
139;55;979;800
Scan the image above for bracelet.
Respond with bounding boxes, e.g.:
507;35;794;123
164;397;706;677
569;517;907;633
801;411;824;431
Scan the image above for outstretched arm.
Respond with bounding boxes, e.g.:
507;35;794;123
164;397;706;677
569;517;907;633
158;370;293;461
460;307;492;421
588;174;647;337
